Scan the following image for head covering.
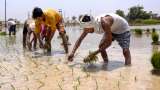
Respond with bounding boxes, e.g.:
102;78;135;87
79;14;96;29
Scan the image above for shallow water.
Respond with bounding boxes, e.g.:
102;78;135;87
0;27;160;90
130;25;160;30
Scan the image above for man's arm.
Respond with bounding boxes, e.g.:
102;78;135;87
98;16;113;51
68;30;89;61
92;16;113;54
34;21;43;48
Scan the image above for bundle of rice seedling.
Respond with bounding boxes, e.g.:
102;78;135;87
83;51;98;63
152;32;159;44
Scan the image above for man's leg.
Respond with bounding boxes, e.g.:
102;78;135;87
123;48;131;65
114;31;131;65
57;21;69;53
13;25;16;35
45;30;55;52
33;33;37;49
23;33;27;48
9;26;12;36
100;50;108;63
27;32;32;50
99;33;112;63
23;25;28;48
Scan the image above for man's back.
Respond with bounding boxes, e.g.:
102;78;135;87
95;13;129;34
43;9;62;30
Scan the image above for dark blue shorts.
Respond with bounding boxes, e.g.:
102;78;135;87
112;31;131;49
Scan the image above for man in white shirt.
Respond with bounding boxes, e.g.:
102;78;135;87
23;19;37;50
68;13;131;65
7;19;16;35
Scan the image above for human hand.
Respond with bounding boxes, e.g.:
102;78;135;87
68;53;74;62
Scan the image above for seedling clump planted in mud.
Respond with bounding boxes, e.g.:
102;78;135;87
152;31;159;44
134;29;143;35
151;51;160;70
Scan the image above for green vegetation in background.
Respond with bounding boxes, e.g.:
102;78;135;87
127;5;150;21
115;5;160;25
131;19;160;25
142;19;160;25
151;51;160;69
152;28;156;33
116;9;125;18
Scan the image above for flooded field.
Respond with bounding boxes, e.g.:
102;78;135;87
0;26;160;90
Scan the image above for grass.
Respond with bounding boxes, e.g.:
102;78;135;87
130;19;160;25
0;31;6;35
151;51;160;70
152;28;156;33
142;19;160;25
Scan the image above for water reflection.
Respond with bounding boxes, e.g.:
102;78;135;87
81;60;124;73
8;36;16;45
151;69;160;76
145;30;151;37
134;33;143;38
152;45;160;53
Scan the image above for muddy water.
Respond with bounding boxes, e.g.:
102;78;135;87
0;27;160;90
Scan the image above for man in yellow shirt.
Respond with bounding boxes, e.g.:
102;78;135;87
32;7;68;52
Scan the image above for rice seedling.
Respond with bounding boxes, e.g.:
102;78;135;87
55;65;60;71
37;80;45;90
71;67;74;76
24;75;29;81
117;80;120;90
10;84;15;90
76;76;81;85
146;28;150;33
152;28;156;33
83;51;98;64
85;72;90;78
58;82;63;90
73;85;78;90
134;29;143;35
134;76;137;82
151;51;160;70
152;31;159;44
94;78;98;90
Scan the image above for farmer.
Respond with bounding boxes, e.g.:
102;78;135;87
32;7;68;52
23;19;37;50
7;19;16;35
68;13;131;65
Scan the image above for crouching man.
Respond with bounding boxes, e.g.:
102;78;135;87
68;13;131;65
